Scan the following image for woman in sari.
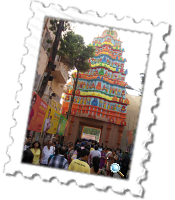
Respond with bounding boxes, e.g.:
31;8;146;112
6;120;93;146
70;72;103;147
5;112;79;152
106;154;114;176
71;145;78;161
99;148;106;169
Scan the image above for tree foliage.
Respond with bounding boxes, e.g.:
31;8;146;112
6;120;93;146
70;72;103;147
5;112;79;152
49;19;72;35
57;31;95;119
46;19;72;53
57;31;95;71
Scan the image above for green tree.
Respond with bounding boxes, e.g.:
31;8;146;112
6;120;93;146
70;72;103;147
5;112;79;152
46;19;73;54
49;19;72;35
57;31;95;119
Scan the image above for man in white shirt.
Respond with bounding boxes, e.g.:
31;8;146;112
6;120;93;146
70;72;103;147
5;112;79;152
40;140;55;166
90;145;101;166
98;145;103;152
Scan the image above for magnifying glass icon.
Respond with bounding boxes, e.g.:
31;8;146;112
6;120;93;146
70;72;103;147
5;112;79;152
110;163;124;178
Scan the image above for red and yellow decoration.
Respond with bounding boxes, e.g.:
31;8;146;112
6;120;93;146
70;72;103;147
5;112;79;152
62;29;130;126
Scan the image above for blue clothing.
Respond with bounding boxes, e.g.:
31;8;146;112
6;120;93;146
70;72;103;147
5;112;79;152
49;154;54;160
91;98;98;106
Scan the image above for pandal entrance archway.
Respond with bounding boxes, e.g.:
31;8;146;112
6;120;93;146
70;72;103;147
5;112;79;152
79;122;103;143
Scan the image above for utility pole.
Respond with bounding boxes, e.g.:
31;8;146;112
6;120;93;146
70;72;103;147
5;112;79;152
38;20;64;98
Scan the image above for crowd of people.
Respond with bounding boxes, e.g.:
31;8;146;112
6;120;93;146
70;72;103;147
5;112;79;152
22;136;131;178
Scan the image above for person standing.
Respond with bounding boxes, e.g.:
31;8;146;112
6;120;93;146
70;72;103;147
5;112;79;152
70;142;74;151
106;148;112;158
48;146;68;170
60;141;63;147
90;145;101;167
116;148;122;165
68;149;90;174
52;142;56;148
90;156;105;175
113;149;119;164
90;144;95;152
75;138;80;147
68;143;74;164
81;142;86;149
23;136;32;151
77;147;81;159
55;141;59;147
120;151;130;178
106;154;114;176
98;145;103;152
104;147;108;169
40;140;55;166
73;144;78;154
22;149;34;164
48;146;60;165
99;148;106;169
30;141;42;165
71;145;79;161
110;150;119;177
87;140;91;146
92;141;96;147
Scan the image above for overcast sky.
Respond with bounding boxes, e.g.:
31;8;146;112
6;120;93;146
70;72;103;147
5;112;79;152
71;22;151;96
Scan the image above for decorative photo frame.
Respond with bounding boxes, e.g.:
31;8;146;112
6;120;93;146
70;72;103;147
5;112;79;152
1;1;174;199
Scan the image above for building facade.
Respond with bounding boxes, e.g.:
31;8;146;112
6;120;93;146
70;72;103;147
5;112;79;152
120;94;141;151
34;18;69;110
30;18;69;144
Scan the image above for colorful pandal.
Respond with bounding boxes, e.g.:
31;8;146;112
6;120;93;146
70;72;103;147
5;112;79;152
62;29;129;126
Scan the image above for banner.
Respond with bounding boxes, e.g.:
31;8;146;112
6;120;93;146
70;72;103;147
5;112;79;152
27;91;40;130
49;110;61;134
41;106;57;134
57;114;68;136
27;92;48;132
34;99;48;132
51;100;61;112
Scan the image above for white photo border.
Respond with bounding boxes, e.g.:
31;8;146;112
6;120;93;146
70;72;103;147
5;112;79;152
4;1;170;197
